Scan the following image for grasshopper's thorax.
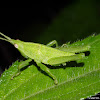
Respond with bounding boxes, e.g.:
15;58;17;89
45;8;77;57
10;39;29;58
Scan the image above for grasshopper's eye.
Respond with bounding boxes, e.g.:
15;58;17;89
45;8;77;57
14;44;18;48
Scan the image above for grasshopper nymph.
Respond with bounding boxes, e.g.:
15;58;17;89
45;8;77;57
0;32;89;84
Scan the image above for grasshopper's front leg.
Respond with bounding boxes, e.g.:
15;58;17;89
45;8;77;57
36;62;58;85
46;40;58;47
11;59;32;79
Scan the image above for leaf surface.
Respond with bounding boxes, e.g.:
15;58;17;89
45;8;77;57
0;34;100;100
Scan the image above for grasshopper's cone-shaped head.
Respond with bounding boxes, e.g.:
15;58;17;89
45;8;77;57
0;32;27;58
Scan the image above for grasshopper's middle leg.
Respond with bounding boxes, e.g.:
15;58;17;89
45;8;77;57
36;62;58;85
46;40;58;47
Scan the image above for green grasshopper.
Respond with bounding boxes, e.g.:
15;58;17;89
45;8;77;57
0;32;90;84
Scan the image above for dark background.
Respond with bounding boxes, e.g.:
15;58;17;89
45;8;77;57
0;0;100;99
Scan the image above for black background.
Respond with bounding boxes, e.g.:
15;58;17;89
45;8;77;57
0;1;100;99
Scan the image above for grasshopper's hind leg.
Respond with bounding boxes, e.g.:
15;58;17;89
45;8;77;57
46;40;58;48
48;53;85;65
36;62;58;85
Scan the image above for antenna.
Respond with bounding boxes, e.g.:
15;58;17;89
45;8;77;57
0;32;11;40
0;32;12;43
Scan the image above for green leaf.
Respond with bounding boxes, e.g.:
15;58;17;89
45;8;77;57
0;34;100;100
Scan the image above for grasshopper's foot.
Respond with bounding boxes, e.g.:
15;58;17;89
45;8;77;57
11;72;21;80
54;78;58;85
52;74;58;85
